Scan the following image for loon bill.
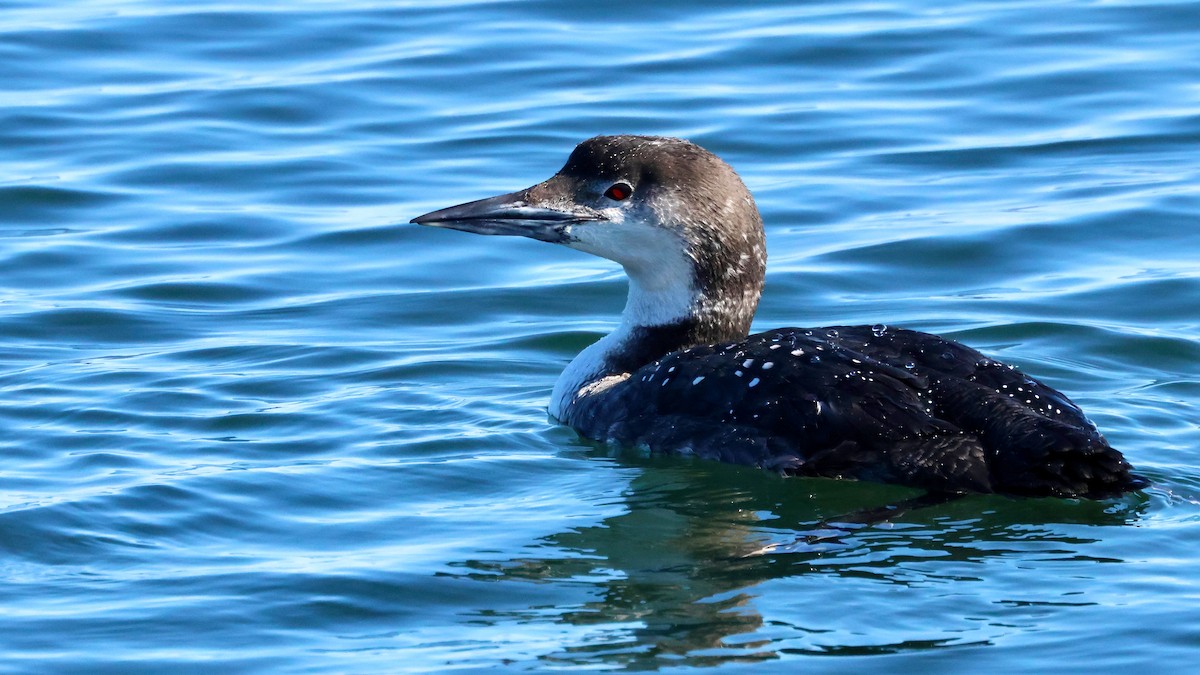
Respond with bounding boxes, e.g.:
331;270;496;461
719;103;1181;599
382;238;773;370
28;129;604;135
412;135;1146;498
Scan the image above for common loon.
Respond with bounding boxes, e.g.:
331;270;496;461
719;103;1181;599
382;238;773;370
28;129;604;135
412;135;1146;498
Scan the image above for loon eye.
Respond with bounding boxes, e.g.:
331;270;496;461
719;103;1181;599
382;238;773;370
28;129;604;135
604;182;633;201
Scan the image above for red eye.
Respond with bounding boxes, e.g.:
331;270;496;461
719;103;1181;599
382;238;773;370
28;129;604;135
604;182;632;201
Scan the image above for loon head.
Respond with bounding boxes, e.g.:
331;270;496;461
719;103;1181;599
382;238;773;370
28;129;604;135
412;135;766;342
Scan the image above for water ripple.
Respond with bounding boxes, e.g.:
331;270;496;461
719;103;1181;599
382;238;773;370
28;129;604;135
1;0;1198;671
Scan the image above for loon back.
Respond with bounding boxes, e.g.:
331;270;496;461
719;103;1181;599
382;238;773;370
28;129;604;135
412;135;1146;498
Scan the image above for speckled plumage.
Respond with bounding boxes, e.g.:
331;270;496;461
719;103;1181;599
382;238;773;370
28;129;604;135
563;324;1138;497
413;135;1146;498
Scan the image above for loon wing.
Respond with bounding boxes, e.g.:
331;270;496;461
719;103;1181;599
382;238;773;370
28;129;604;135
570;326;1139;497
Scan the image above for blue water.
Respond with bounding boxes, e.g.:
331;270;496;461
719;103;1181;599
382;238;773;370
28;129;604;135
2;1;1198;672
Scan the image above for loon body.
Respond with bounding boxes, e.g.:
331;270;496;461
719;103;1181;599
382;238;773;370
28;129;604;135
413;135;1145;498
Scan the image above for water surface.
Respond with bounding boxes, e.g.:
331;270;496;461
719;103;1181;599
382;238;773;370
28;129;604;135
1;1;1198;672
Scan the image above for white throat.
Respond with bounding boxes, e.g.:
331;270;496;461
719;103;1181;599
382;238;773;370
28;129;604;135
549;230;697;419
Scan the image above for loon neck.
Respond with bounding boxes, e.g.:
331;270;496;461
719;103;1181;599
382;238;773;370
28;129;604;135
549;259;762;420
607;243;763;370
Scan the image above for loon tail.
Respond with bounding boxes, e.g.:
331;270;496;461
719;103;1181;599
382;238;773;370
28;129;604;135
936;379;1147;498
